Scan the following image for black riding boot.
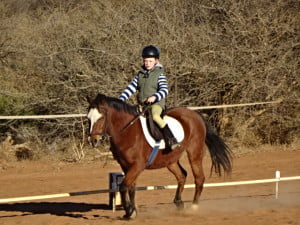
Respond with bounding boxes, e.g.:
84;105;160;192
162;124;180;150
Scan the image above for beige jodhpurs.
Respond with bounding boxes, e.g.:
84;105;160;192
151;104;166;129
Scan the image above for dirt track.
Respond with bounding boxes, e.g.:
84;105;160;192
0;150;299;225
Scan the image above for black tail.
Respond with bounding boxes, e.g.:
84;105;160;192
203;117;232;176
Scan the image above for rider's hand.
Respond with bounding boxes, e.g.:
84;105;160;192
146;96;156;104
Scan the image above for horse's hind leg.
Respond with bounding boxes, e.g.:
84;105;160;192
167;162;187;209
187;149;205;207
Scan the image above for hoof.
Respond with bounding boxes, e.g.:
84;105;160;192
123;209;137;220
174;200;184;210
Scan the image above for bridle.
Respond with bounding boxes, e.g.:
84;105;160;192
88;105;150;140
88;106;110;140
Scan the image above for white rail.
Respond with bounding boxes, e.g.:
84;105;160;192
0;172;299;204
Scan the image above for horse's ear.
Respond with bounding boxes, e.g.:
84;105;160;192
95;93;106;103
86;96;94;105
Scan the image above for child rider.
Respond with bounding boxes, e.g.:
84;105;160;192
119;45;180;150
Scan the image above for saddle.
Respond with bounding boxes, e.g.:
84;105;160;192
140;108;184;150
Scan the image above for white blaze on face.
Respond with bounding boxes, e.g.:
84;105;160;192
87;108;103;134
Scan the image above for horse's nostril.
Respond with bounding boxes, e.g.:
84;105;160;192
92;138;98;147
101;135;107;142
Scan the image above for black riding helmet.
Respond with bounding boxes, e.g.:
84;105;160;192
141;45;160;58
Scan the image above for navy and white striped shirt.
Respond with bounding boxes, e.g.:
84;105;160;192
119;64;168;103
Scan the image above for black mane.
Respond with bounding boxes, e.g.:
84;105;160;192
93;94;139;116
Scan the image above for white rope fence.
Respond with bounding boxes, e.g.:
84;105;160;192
188;100;280;110
0;100;280;120
0;114;86;120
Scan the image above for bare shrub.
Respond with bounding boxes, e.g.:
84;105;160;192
0;0;299;160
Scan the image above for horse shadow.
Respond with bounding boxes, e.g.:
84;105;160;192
0;202;112;219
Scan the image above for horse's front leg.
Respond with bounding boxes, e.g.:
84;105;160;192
120;165;141;219
120;182;137;219
128;182;136;208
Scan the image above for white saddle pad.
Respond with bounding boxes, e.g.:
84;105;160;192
140;115;184;149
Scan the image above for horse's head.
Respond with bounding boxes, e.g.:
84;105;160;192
87;93;140;147
86;95;109;147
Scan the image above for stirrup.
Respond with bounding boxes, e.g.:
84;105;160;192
167;136;180;150
170;141;180;150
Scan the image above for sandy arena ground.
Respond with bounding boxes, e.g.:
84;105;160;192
0;149;299;225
